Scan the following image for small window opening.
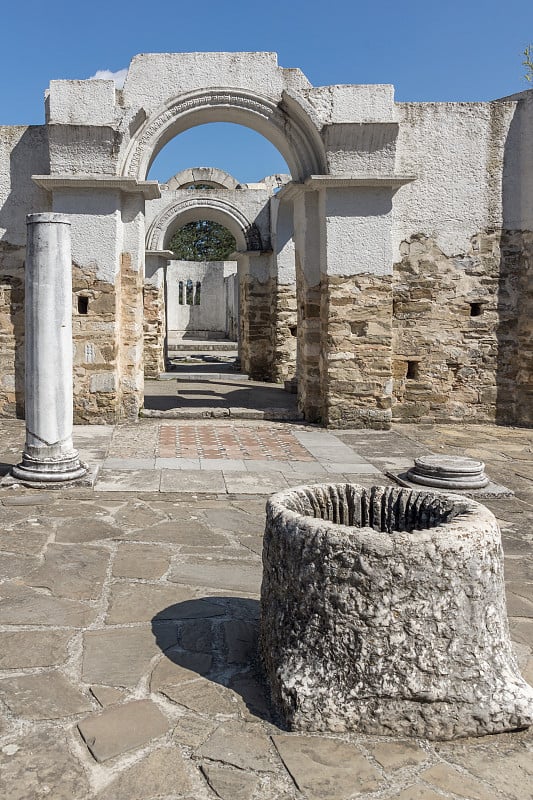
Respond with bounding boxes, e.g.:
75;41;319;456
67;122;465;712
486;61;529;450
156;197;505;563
178;281;184;305
406;360;419;380
289;325;297;337
186;279;193;305
78;296;89;315
195;281;201;305
469;302;483;317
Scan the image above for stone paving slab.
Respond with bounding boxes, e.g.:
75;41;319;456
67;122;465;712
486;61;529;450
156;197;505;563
0;420;532;799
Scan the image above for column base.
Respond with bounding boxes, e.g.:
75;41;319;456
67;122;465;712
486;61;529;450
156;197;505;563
12;452;87;483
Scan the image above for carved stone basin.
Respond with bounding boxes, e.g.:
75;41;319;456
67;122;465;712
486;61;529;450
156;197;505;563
260;483;533;739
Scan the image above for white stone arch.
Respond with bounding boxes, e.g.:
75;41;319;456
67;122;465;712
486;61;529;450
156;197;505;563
120;88;327;182
165;167;240;191
146;196;263;252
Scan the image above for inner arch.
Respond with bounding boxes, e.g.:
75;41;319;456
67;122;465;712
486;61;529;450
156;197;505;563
146;197;262;252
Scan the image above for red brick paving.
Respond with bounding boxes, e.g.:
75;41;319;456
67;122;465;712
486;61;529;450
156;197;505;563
157;424;314;461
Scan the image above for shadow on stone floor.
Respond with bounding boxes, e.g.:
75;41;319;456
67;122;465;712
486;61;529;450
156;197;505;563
151;596;279;726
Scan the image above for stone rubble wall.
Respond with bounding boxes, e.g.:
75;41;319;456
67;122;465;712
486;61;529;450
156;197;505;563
116;253;144;421
239;273;274;381
322;274;393;429
270;281;297;384
71;265;119;424
516;231;533;425
295;264;322;423
143;282;166;379
0;244;25;418
391;231;531;425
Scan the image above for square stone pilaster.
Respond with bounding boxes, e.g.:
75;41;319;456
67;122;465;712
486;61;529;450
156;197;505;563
295;175;413;429
33;175;160;422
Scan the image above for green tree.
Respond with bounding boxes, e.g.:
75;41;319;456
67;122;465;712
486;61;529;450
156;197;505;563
523;44;533;82
170;220;236;261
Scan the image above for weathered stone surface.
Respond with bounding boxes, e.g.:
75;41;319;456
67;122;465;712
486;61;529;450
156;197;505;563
27;544;109;599
272;735;383;797
392;231;533;427
0;630;71;668
367;740;428;770
113;543;170;578
168;558;261;594
113;499;166;529
106;582;197;623
228;671;271;721
0;524;51;554
421;763;501;800
323;273;393;430
127;518;220;545
90;685;127;707
55;516;121;543
435;739;533;800
201;762;259;800
0;672;92;719
97;747;191;799
261;484;533;738
222;619;258;664
173;713;216;747
83;626;177;687
201;506;262;537
197;722;276;772
0;552;39;579
160;678;236;715
78;699;170;762
150;652;213;689
0;583;95;626
0;729;91;800
180;618;213;652
395;786;446;800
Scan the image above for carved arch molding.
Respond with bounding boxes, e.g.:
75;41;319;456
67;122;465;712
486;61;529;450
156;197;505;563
121;88;326;181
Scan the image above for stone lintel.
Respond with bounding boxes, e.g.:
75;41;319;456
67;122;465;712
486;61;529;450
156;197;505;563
277;174;416;201
32;175;161;200
145;250;175;259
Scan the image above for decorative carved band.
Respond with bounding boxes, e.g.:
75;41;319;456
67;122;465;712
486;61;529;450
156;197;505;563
122;89;323;180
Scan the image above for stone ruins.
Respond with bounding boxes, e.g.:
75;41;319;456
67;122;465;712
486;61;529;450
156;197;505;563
0;51;532;429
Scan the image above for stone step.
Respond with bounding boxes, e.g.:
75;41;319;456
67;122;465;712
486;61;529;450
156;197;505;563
168;341;238;352
159;372;249;382
141;407;304;421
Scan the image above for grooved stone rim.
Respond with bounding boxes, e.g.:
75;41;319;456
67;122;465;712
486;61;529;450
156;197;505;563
260;483;533;740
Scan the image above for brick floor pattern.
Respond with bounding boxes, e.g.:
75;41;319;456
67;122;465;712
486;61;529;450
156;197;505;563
157;424;314;461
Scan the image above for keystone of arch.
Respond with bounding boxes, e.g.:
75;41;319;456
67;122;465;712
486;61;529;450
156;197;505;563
120;88;327;182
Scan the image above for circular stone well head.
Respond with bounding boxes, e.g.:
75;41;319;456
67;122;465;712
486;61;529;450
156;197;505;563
260;483;533;740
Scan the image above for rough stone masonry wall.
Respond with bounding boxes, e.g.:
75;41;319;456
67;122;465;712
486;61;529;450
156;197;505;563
295;263;322;423
72;265;119;424
270;280;297;384
117;253;144;420
392;231;530;425
240;273;274;381
517;231;533;425
143;282;166;379
0;244;25;418
322;274;393;429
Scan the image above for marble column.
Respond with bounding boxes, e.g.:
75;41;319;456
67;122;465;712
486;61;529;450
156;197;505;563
13;213;86;483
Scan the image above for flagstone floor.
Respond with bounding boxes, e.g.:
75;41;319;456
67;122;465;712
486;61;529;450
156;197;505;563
0;419;532;799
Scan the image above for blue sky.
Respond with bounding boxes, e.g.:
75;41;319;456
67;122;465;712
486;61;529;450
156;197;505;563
2;0;533;182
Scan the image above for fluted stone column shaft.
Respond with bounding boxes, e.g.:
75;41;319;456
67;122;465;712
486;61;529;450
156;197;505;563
13;214;86;482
